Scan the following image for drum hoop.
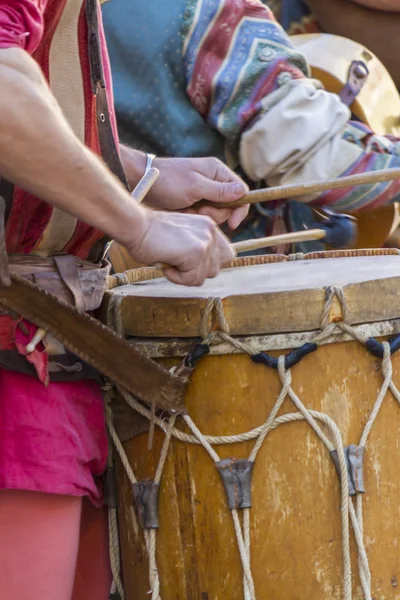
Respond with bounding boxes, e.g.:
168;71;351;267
108;249;400;286
129;317;400;359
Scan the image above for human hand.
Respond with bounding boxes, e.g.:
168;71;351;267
125;210;235;286
144;156;250;229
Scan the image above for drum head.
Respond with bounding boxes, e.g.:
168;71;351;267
103;250;400;337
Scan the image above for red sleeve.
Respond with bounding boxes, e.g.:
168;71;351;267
0;0;47;53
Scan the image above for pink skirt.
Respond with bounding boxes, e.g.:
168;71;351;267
0;369;108;506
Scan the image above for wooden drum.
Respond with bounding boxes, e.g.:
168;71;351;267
104;250;400;600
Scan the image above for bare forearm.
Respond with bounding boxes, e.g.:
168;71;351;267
119;144;148;188
0;48;147;246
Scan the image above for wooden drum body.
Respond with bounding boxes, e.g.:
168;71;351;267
104;250;400;599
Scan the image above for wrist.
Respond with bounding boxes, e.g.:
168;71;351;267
119;144;147;189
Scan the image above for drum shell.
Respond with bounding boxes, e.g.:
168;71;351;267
117;341;400;600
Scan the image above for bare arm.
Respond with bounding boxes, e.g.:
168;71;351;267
0;47;148;247
0;47;235;285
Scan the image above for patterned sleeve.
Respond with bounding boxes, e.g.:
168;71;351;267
182;0;309;143
309;123;400;212
182;0;400;213
0;0;46;53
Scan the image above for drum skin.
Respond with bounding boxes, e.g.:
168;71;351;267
117;347;400;599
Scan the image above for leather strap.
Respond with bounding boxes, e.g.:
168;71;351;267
0;179;14;222
53;254;87;310
0;273;187;413
86;0;128;186
85;0;129;262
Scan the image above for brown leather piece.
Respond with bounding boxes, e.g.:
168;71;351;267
54;254;87;310
0;197;11;287
111;390;150;442
2;254;110;312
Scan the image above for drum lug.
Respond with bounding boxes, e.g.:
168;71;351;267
216;458;254;510
174;342;210;378
330;445;365;496
252;343;318;370
366;334;400;358
132;481;160;529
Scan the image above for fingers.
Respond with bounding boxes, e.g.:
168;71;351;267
195;201;250;229
196;205;232;225
129;209;235;287
193;158;249;204
164;219;234;286
228;204;250;230
214;226;236;266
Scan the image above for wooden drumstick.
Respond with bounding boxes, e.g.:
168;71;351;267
154;228;328;271
131;166;160;203
198;166;400;209
232;228;326;254
102;167;160;261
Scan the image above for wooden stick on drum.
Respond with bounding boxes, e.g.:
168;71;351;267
198;166;400;209
103;167;160;262
155;212;357;271
232;228;325;254
131;166;160;203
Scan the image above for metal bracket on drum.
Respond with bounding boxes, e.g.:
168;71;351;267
251;343;318;370
366;334;400;358
339;60;369;108
330;445;365;496
216;458;254;510
132;481;160;529
104;464;118;509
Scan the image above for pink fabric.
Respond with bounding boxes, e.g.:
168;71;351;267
0;369;107;506
0;1;46;52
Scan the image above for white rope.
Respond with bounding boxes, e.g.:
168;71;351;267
182;410;256;598
348;342;392;599
108;507;125;600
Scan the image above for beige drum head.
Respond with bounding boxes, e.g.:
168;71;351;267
104;250;400;337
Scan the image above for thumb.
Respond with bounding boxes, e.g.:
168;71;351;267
197;175;249;204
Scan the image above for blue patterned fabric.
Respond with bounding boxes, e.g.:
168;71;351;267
102;0;225;159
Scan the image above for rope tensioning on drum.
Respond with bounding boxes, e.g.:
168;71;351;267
105;287;400;600
104;386;176;600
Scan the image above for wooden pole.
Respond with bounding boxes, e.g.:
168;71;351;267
232;228;325;253
151;228;326;272
202;167;400;208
